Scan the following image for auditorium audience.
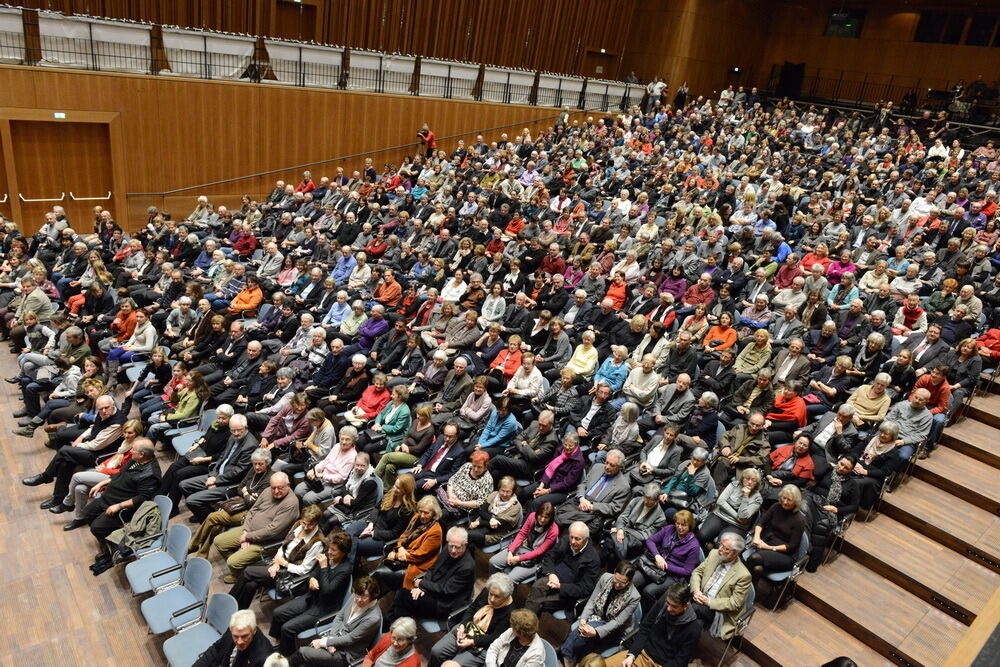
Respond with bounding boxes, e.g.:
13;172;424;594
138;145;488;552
10;89;1000;664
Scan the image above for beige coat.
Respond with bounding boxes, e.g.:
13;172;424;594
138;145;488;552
689;548;752;639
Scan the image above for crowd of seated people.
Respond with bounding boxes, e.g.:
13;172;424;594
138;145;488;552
7;90;1000;665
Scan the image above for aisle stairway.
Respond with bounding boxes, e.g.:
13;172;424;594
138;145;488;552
738;392;1000;666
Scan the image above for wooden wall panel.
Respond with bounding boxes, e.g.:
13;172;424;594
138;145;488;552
17;0;634;78
755;3;1000;95
0;65;576;231
620;0;767;100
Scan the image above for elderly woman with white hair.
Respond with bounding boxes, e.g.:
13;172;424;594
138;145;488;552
428;572;516;667
361;617;421;667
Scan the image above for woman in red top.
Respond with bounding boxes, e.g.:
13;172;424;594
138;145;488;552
363;618;422;667
487;335;523;393
765;381;809;439
604;271;628;310
799;242;832;273
344;372;391;428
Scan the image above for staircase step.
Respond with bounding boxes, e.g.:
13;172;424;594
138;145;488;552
965;392;1000;429
843;518;1000;624
881;477;1000;572
913;446;1000;514
940;418;1000;469
795;555;967;666
742;602;893;667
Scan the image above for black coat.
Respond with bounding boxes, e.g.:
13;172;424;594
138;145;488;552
193;627;273;667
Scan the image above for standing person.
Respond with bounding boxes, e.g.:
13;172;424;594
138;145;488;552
417;125;437;158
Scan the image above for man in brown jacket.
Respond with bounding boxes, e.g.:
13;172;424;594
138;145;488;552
213;471;300;582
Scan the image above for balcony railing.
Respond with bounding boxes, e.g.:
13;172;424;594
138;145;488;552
0;5;645;113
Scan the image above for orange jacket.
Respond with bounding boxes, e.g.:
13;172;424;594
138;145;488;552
227;285;263;316
400;521;442;589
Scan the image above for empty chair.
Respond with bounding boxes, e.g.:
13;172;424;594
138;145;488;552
124;523;191;595
140;557;213;634
162;593;239;667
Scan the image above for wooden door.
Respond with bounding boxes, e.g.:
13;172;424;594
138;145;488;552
10;120;113;234
0;129;10;221
582;51;618;78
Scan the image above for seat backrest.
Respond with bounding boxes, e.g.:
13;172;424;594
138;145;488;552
206;593;239;634
794;531;810;562
199;409;217;431
183;557;213;601
539;376;551;394
542;640;558;667
744;584;756;614
715;421;725;444
702;476;718;505
165;524;192;565
153;495;173;533
258;303;274;321
632;603;642;629
372;476;384;506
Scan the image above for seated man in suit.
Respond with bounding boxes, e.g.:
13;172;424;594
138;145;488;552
524;521;601;616
637;373;696;440
769;338;811;387
768;304;805;348
388;526;475;623
688;534;752;639
488;409;560;481
208;340;264;402
410;422;466;494
692;349;736;401
193;609;273;667
555;449;630;530
566;382;616;448
179;414;260;521
896;323;950;373
709;412;769;487
789;403;860;459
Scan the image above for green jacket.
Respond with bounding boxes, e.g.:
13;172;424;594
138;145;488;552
165;387;201;421
375;401;412;451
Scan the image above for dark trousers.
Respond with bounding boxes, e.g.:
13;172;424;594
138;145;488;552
524;577;574;614
23;379;56;416
46;446;99;501
270;596;324;657
159;459;211;514
83;497;137;541
489;456;534;481
291;648;350;667
389;589;444;623
230;563;277;609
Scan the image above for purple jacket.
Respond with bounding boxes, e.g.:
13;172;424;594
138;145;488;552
357;316;390;352
540;446;585;494
644;525;701;578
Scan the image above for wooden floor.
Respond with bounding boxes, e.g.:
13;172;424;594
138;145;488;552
0;350;171;665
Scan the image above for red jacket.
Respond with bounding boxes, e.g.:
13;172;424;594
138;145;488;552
769;445;815;481
366;633;423;667
232;232;258;255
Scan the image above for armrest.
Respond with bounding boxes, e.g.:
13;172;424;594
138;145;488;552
132;531;165;547
151;563;183;580
170;599;206;621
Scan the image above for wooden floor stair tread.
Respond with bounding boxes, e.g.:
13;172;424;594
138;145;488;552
913;446;1000;513
939;418;1000;467
843;519;1000;622
742;602;894;667
965;393;1000;430
795;555;967;666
